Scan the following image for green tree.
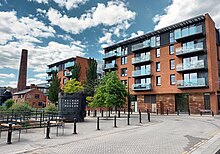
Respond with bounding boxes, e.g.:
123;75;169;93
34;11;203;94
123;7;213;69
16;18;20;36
84;58;97;97
5;99;14;109
91;72;127;109
63;78;84;94
71;63;81;81
48;72;60;106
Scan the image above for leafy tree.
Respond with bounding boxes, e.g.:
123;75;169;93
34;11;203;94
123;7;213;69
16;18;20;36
48;72;61;106
5;99;14;109
63;78;84;94
84;58;97;97
91;72;127;109
11;101;33;112
71;63;81;81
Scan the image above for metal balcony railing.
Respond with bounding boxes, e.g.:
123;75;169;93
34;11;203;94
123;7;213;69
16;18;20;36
131;40;151;52
132;55;151;64
176;60;205;72
132;83;152;91
132;69;151;77
176;42;204;55
104;63;116;69
177;78;207;88
65;61;75;69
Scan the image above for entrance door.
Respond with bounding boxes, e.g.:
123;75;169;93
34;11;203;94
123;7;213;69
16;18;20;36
175;94;189;112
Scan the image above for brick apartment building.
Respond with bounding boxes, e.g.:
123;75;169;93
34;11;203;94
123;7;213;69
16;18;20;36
46;56;89;88
104;14;220;114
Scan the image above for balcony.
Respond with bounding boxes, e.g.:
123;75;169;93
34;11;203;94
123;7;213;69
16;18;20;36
65;71;72;77
46;67;57;74
65;61;75;69
132;69;151;77
176;60;206;72
176;25;204;42
131;40;151;52
46;76;52;81
104;63;117;70
177;78;208;88
104;51;119;59
132;83;152;91
132;55;151;65
176;42;205;56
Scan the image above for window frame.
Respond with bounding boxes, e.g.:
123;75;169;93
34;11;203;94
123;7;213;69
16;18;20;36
169;45;174;55
170;59;175;70
170;74;175;85
156;76;161;86
156;48;160;58
121;68;127;77
156;62;160;72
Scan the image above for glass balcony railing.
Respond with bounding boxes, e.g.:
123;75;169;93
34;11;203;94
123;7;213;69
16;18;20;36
176;60;205;72
65;61;75;69
132;83;152;91
176;25;203;41
65;71;72;77
177;78;207;88
131;40;151;52
132;55;151;64
46;76;52;81
46;67;57;73
104;51;119;59
132;69;151;77
104;63;117;69
176;42;204;55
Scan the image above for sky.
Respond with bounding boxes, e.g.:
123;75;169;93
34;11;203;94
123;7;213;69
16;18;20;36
0;0;220;88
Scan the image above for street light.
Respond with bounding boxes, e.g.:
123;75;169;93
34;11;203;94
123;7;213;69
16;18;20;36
127;77;131;117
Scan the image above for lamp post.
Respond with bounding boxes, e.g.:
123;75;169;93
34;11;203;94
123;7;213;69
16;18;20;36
127;77;131;117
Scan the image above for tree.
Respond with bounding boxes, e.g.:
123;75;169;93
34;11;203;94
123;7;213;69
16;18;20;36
71;63;81;81
84;58;97;97
91;72;127;109
48;72;60;106
5;99;14;109
63;79;84;94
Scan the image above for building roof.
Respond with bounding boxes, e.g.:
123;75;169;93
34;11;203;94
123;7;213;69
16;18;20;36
36;83;49;88
104;14;206;51
48;57;76;67
13;89;33;95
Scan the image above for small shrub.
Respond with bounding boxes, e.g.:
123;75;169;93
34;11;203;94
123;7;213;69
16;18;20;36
0;106;6;111
45;104;58;113
11;102;33;112
5;99;14;109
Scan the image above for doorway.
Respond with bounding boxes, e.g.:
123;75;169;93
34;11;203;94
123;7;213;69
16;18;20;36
175;94;189;112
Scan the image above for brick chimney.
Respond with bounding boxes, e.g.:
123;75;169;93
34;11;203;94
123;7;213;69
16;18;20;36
17;49;28;92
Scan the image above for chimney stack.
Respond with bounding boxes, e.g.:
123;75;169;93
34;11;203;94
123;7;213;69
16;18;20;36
17;49;28;92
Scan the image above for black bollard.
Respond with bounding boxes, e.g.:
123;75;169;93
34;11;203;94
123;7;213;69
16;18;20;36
111;108;112;114
166;109;169;115
88;110;90;116
94;110;97;117
148;112;150;122
157;109;158;115
101;110;103;117
188;109;190;116
114;115;117;128
73;118;77;134
45;121;50;139
118;110;120;118
97;117;100;130
43;110;45;122
100;108;101;113
200;111;202;116
124;109;126;114
139;110;142;123
212;111;214;117
177;110;180;116
109;109;111;117
7;123;12;144
127;113;130;125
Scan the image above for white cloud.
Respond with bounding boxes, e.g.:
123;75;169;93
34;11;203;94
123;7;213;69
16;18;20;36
28;0;48;4
47;1;136;34
0;80;5;83
36;8;46;14
2;78;45;88
0;3;2;6
0;11;55;45
34;73;47;79
0;73;15;78
98;32;113;44
153;0;220;30
57;34;73;41
130;30;145;39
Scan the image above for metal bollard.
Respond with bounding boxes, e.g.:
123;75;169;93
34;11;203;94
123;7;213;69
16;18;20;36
111;108;112;114
109;109;111;117
45;121;50;139
94;110;97;117
73;118;77;134
118;110;120;118
148;112;150;122
200;111;202;116
97;117;100;130
127;113;130;125
177;110;180;116
114;115;117;128
212;111;214;117
157;109;158;115
139;110;142;123
88;110;90;116
188;109;190;116
7;123;13;144
101;110;103;117
166;109;169;115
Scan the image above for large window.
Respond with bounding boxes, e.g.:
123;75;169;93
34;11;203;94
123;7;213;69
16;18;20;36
170;59;175;70
121;47;128;56
156;62;160;72
156;76;161;86
121;57;127;65
121;80;127;87
121;68;127;77
156;36;160;46
170;31;175;43
144;95;156;103
156;48;160;58
169;45;174;55
204;93;210;110
170;74;175;85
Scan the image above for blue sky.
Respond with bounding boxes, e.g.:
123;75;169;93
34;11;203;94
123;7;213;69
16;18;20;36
0;0;219;88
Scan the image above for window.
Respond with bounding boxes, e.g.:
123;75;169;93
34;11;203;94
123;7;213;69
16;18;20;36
156;35;160;47
170;31;174;43
121;57;127;64
170;74;175;85
169;45;174;54
204;93;210;110
38;102;43;107
144;95;156;103
121;80;127;87
170;59;175;70
156;48;160;58
174;28;181;39
121;47;128;56
35;94;40;99
156;62;160;72
121;68;127;77
150;36;156;47
156;76;161;86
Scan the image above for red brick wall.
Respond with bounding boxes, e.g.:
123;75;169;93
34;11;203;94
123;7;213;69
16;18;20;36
189;93;204;114
76;56;89;83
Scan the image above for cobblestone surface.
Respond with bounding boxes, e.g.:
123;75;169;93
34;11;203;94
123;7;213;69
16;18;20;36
0;113;220;154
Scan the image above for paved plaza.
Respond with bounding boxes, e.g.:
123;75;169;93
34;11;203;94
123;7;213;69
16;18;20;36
1;113;220;154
